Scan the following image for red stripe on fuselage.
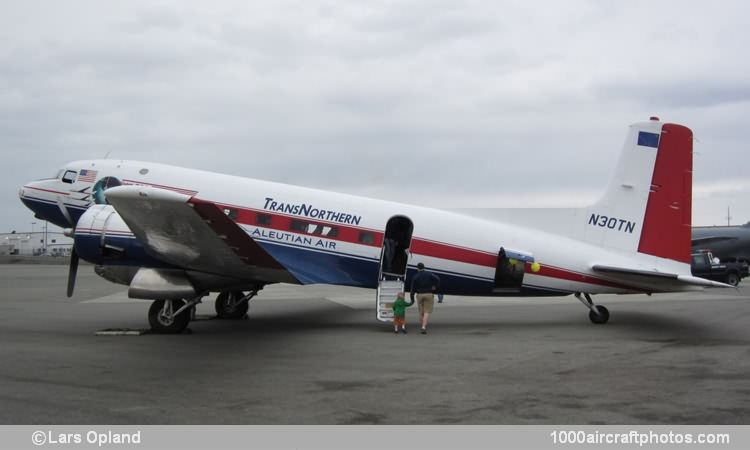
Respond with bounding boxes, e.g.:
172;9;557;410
23;186;70;196
532;264;641;291
213;200;500;266
411;238;496;267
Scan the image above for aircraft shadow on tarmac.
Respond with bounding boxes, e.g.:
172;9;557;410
161;301;733;346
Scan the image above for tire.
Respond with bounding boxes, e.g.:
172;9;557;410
588;305;610;324
148;299;190;334
215;291;249;319
725;272;740;287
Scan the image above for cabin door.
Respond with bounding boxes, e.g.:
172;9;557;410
380;216;414;279
375;216;414;322
493;247;534;293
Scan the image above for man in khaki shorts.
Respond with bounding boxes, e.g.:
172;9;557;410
409;262;441;334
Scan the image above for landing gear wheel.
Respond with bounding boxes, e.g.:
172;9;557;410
215;291;249;319
589;305;610;324
149;299;191;334
726;273;739;287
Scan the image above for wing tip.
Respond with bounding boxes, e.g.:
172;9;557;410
676;275;737;288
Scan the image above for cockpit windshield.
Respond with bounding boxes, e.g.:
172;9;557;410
61;170;77;184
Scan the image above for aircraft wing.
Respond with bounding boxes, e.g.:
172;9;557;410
691;236;738;247
591;264;734;288
104;186;297;284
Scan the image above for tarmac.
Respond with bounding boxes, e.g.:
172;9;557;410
1;264;749;424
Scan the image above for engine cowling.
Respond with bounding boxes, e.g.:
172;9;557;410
74;204;164;267
75;205;259;299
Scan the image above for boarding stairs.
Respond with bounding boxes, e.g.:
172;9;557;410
376;278;404;322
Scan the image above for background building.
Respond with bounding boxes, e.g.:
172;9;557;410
0;228;73;256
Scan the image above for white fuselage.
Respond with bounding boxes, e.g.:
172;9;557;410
20;159;697;296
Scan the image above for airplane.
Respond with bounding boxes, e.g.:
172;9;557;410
18;117;731;334
692;222;750;264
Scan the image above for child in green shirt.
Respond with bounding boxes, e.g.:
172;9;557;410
391;292;415;334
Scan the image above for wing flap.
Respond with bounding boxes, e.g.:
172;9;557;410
189;198;287;270
104;186;296;283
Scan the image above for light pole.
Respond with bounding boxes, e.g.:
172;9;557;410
42;221;47;256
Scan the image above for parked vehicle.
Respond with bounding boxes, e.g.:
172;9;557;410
692;222;750;265
691;251;749;286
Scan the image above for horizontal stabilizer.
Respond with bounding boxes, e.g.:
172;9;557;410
592;264;678;280
592;264;734;288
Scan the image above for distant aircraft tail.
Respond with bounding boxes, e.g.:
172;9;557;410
583;118;693;263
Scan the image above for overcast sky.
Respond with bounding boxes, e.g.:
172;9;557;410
2;0;749;234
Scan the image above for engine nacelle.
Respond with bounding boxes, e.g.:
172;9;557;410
76;205;256;300
74;205;164;267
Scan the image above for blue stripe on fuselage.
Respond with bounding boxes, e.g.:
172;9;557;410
20;197;87;229
256;239;567;296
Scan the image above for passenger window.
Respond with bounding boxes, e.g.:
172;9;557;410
289;220;339;238
358;232;374;244
256;214;272;226
290;220;308;232
223;208;238;221
62;170;77;184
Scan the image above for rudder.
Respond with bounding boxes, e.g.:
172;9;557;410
637;123;693;263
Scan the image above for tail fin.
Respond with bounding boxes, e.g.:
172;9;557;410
584;118;693;263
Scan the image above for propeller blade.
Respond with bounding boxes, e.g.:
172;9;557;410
67;248;79;298
56;196;75;228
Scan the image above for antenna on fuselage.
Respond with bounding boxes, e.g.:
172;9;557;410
104;151;112;159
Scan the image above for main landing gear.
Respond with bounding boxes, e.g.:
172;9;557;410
215;289;261;319
148;294;205;334
574;292;610;324
147;288;263;334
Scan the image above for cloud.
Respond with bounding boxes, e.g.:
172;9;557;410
2;0;750;233
594;79;750;109
694;179;750;198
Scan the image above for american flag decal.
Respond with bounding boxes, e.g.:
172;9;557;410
78;169;98;182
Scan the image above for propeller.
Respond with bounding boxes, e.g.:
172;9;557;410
56;196;80;298
56;196;75;227
67;248;79;298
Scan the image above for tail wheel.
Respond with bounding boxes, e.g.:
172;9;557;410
589;305;610;324
215;291;249;319
149;299;190;334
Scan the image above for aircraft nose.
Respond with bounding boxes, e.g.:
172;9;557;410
20;180;36;201
19;180;71;228
19;179;46;202
19;180;44;213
